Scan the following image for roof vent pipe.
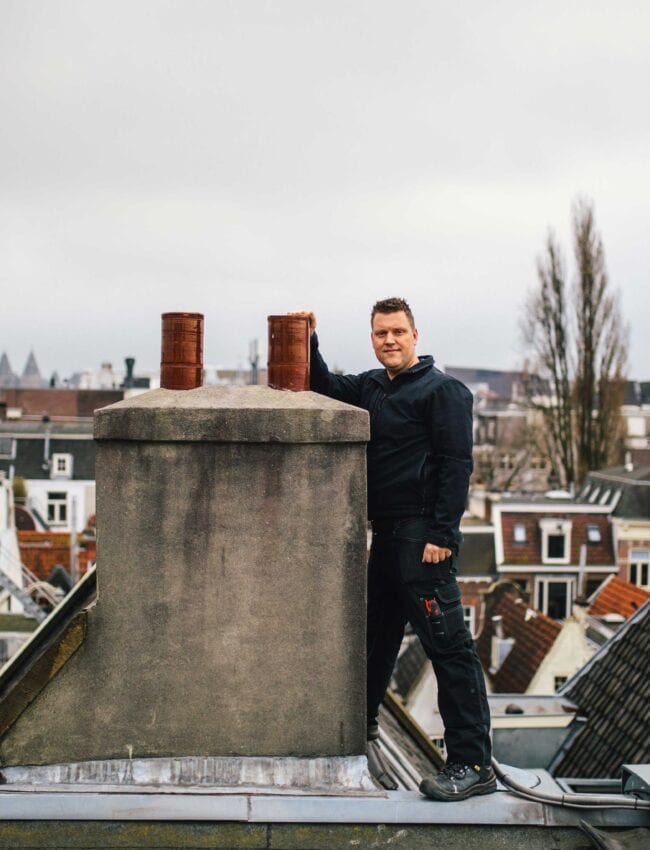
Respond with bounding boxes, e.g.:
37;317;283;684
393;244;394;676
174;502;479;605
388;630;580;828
160;312;204;390
624;451;634;473
267;315;310;391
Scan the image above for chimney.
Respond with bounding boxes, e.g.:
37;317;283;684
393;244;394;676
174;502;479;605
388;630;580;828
123;359;135;389
160;312;204;390
0;383;371;790
267;315;310;391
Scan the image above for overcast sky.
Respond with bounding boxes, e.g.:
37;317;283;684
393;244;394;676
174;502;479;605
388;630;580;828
2;0;649;380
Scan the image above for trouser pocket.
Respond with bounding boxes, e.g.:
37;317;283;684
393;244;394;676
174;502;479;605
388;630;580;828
418;581;465;649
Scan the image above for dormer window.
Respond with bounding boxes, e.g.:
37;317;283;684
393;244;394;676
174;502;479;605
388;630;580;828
51;453;73;479
513;522;527;544
586;523;601;544
539;518;572;565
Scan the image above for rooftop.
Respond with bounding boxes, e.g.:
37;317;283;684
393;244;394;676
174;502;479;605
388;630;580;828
476;587;562;693
587;576;650;619
554;601;650;779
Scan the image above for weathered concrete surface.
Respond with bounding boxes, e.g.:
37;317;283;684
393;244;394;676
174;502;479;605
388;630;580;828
2;755;376;791
0;386;369;767
0;821;646;850
94;385;368;443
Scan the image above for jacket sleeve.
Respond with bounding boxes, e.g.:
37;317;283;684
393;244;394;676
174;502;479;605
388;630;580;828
309;333;363;406
426;379;473;551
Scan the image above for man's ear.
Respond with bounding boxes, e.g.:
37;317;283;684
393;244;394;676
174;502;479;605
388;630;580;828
413;328;419;344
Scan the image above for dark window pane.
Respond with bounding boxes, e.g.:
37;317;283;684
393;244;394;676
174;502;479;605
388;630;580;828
548;534;565;559
547;582;569;619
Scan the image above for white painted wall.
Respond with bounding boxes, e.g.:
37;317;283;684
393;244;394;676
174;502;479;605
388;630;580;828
25;479;95;533
0;476;24;614
527;616;594;695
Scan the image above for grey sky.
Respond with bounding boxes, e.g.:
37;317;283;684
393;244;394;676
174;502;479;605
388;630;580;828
2;0;649;380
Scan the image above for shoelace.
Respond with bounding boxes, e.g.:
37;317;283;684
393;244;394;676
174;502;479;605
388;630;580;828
441;763;472;780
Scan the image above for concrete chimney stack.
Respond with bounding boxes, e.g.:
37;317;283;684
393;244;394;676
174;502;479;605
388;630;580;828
0;384;371;790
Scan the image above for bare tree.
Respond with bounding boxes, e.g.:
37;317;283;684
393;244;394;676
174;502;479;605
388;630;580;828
521;198;627;487
522;232;575;487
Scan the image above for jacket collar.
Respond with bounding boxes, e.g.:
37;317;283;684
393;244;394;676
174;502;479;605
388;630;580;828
370;355;434;388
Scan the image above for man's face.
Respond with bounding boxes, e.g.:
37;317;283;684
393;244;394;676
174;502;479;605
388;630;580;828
371;311;419;378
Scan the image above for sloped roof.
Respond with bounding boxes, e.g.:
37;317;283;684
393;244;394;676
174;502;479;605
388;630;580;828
553;600;650;778
0;352;18;388
587;575;650;619
19;351;46;389
476;587;562;693
583;466;650;520
0;436;96;480
391;634;427;700
444;366;521;401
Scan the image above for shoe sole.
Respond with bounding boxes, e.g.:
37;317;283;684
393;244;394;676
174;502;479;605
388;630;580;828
419;777;497;802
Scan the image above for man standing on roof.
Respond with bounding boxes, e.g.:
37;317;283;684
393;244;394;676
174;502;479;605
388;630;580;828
295;298;494;802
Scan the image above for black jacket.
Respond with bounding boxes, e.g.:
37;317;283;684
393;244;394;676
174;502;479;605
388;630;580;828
309;333;473;551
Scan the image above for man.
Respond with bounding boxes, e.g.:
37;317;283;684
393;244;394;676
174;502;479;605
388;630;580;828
298;298;494;802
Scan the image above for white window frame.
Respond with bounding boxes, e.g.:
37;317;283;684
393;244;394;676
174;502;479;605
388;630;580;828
539;518;572;565
50;453;73;480
535;575;575;619
47;491;68;526
463;605;476;637
629;549;650;589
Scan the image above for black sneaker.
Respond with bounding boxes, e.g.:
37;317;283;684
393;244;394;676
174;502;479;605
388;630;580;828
419;763;497;802
367;719;380;740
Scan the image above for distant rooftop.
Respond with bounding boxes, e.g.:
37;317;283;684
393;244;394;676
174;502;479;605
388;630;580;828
587;575;650;620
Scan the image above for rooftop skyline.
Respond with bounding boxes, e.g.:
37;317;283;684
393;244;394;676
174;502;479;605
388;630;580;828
2;2;649;378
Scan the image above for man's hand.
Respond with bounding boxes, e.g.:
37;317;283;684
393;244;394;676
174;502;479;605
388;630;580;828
422;543;452;564
288;310;317;335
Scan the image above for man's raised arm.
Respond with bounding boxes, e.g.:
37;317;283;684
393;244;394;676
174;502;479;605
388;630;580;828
289;311;363;407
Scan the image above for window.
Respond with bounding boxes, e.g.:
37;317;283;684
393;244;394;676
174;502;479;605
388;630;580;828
0;437;15;459
513;522;527;544
50;453;73;479
499;453;515;470
598;489;612;506
539;518;572;565
530;455;547;470
554;676;568;692
463;605;476;637
536;576;574;619
47;491;68;526
586;524;601;544
629;549;650;589
588;487;601;504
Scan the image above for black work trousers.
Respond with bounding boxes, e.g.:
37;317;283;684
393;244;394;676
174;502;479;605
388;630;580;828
367;517;492;767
